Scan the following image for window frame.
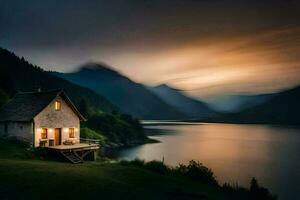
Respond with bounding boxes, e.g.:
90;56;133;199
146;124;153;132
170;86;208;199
55;101;61;111
69;128;75;138
41;128;48;139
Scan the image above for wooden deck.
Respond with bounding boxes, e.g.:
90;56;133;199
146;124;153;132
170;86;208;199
46;143;99;151
46;143;100;163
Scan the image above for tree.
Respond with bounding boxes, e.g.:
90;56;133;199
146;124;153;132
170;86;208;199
78;99;89;118
0;89;9;108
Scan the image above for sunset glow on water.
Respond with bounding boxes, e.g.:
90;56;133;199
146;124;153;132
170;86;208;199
115;123;300;200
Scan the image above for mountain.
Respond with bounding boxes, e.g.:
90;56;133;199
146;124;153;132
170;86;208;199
221;86;300;125
0;47;116;115
148;84;218;119
206;94;274;113
54;63;186;119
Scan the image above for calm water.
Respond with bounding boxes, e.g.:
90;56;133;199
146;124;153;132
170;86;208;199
110;123;300;200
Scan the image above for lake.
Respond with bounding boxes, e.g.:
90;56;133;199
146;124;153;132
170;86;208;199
108;123;300;200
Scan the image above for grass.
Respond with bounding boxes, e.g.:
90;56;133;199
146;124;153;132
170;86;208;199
0;139;276;200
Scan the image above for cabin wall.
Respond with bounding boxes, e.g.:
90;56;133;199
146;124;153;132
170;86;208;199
33;95;80;147
0;122;33;143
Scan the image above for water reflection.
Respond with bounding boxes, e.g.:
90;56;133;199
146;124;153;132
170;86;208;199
112;123;300;200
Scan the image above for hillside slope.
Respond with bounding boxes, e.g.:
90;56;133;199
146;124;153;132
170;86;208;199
149;84;218;119
55;63;186;120
222;86;300;125
0;47;116;115
206;94;274;113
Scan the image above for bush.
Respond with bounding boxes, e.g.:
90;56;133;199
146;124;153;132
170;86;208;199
0;88;9;108
119;159;217;185
84;113;146;144
120;159;145;167
80;127;107;145
250;178;277;200
130;159;146;167
174;160;218;185
118;159;276;199
144;160;169;174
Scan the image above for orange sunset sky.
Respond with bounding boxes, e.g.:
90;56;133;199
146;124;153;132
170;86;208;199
1;0;300;98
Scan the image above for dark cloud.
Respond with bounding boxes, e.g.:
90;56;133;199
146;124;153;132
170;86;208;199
0;0;300;97
1;0;299;49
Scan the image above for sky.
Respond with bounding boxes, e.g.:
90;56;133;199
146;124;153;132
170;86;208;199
1;0;300;99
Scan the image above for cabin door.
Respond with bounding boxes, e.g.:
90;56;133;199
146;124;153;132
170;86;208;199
54;128;62;145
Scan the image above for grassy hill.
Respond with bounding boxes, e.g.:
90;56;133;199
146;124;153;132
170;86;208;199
0;139;276;200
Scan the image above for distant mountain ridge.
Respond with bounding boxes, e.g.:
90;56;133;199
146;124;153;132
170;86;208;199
219;85;300;125
148;84;218;119
206;93;274;113
54;63;187;120
3;47;298;124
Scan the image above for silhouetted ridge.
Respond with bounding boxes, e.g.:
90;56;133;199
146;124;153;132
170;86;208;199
55;63;187;119
149;84;218;119
0;47;116;115
218;85;300;125
78;62;120;74
154;84;181;92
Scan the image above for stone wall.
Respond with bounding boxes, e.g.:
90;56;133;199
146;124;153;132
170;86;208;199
34;95;80;147
0;122;33;143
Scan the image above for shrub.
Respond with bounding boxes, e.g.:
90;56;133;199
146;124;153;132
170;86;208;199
144;160;169;174
174;160;218;185
118;159;276;199
80;127;107;145
0;88;9;108
84;113;146;144
222;182;246;192
120;159;145;167
120;159;217;185
222;179;277;200
129;158;146;167
250;177;277;200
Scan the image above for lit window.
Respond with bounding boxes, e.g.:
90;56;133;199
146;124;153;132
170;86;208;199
69;128;75;138
55;101;61;110
41;128;47;139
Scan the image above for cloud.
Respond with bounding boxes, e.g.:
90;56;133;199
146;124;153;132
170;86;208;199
1;0;300;97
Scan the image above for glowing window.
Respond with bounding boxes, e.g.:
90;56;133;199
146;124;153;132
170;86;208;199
69;128;75;138
55;101;61;111
41;128;47;139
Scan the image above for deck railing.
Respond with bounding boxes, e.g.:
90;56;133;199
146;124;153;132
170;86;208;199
80;138;101;145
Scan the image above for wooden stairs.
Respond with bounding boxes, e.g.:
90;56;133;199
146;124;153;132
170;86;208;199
61;151;83;164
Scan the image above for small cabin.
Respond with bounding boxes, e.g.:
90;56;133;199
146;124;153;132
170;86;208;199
0;90;85;147
0;90;98;163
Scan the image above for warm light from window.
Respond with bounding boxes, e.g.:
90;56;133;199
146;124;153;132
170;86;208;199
69;128;75;138
41;128;47;139
55;101;61;110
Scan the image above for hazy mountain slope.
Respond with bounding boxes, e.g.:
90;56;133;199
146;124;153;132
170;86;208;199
0;47;116;115
148;84;218;119
206;94;274;113
54;63;186;119
222;86;300;125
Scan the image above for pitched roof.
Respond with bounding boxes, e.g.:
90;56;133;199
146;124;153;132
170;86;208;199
0;89;86;122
